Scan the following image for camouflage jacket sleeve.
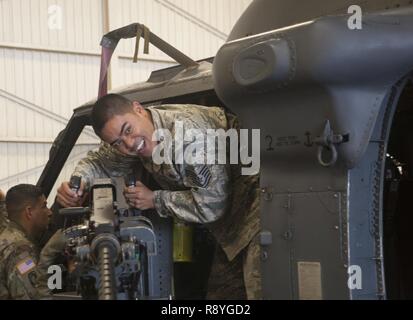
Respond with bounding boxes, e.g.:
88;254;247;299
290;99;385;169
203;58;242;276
0;200;6;216
0;200;8;230
3;242;50;300
71;145;110;192
72;142;139;192
34;229;68;298
153;162;231;224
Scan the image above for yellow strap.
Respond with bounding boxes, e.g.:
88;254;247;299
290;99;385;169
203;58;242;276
143;25;150;54
133;25;151;63
133;26;143;63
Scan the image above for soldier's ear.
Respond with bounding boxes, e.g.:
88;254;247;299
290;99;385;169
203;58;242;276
24;206;34;221
132;101;144;114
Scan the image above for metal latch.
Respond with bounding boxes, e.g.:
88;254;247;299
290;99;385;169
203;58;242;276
313;120;349;167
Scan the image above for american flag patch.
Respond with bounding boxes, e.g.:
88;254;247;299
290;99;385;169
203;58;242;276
17;258;36;275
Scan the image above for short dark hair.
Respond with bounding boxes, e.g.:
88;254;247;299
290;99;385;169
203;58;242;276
91;94;134;137
6;184;44;221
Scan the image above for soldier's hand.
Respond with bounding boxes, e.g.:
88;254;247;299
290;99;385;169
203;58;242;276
123;181;155;210
56;180;87;208
0;188;5;201
67;258;78;274
41;229;68;257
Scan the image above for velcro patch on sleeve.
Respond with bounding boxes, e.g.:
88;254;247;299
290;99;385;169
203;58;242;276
185;166;212;188
16;257;36;275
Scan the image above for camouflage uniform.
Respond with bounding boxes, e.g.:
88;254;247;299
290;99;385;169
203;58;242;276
0;221;49;299
0;200;8;233
72;141;141;192
206;232;261;300
71;104;262;299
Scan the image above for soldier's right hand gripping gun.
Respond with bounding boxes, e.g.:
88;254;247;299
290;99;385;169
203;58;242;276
60;176;157;300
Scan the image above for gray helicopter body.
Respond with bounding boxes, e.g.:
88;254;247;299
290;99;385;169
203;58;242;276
38;0;413;299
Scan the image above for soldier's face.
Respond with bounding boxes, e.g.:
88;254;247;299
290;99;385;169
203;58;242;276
100;102;156;158
31;195;52;236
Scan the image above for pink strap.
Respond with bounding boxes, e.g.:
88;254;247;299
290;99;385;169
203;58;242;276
98;47;115;98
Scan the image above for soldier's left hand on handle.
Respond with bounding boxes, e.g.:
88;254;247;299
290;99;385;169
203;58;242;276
56;181;88;208
123;181;155;210
38;229;69;273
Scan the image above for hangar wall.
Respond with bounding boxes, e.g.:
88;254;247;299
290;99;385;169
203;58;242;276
0;0;252;201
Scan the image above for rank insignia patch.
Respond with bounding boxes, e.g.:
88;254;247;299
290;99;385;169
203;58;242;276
185;166;212;188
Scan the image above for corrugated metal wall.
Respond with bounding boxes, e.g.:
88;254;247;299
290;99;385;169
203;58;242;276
0;0;252;201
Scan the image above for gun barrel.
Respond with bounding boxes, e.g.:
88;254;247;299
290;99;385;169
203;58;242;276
97;243;117;300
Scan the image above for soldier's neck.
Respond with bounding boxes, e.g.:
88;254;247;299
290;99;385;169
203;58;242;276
12;219;33;240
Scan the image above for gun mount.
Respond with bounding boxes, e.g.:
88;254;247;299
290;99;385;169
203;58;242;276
60;178;170;300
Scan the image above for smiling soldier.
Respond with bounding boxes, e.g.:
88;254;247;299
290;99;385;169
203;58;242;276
58;93;262;299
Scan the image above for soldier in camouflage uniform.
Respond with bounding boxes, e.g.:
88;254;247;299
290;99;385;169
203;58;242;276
0;188;8;233
55;141;143;208
57;94;262;299
0;184;53;299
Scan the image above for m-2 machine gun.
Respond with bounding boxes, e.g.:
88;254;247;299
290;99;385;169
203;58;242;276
60;177;166;300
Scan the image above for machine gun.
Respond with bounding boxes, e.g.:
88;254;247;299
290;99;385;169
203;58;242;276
59;177;160;300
